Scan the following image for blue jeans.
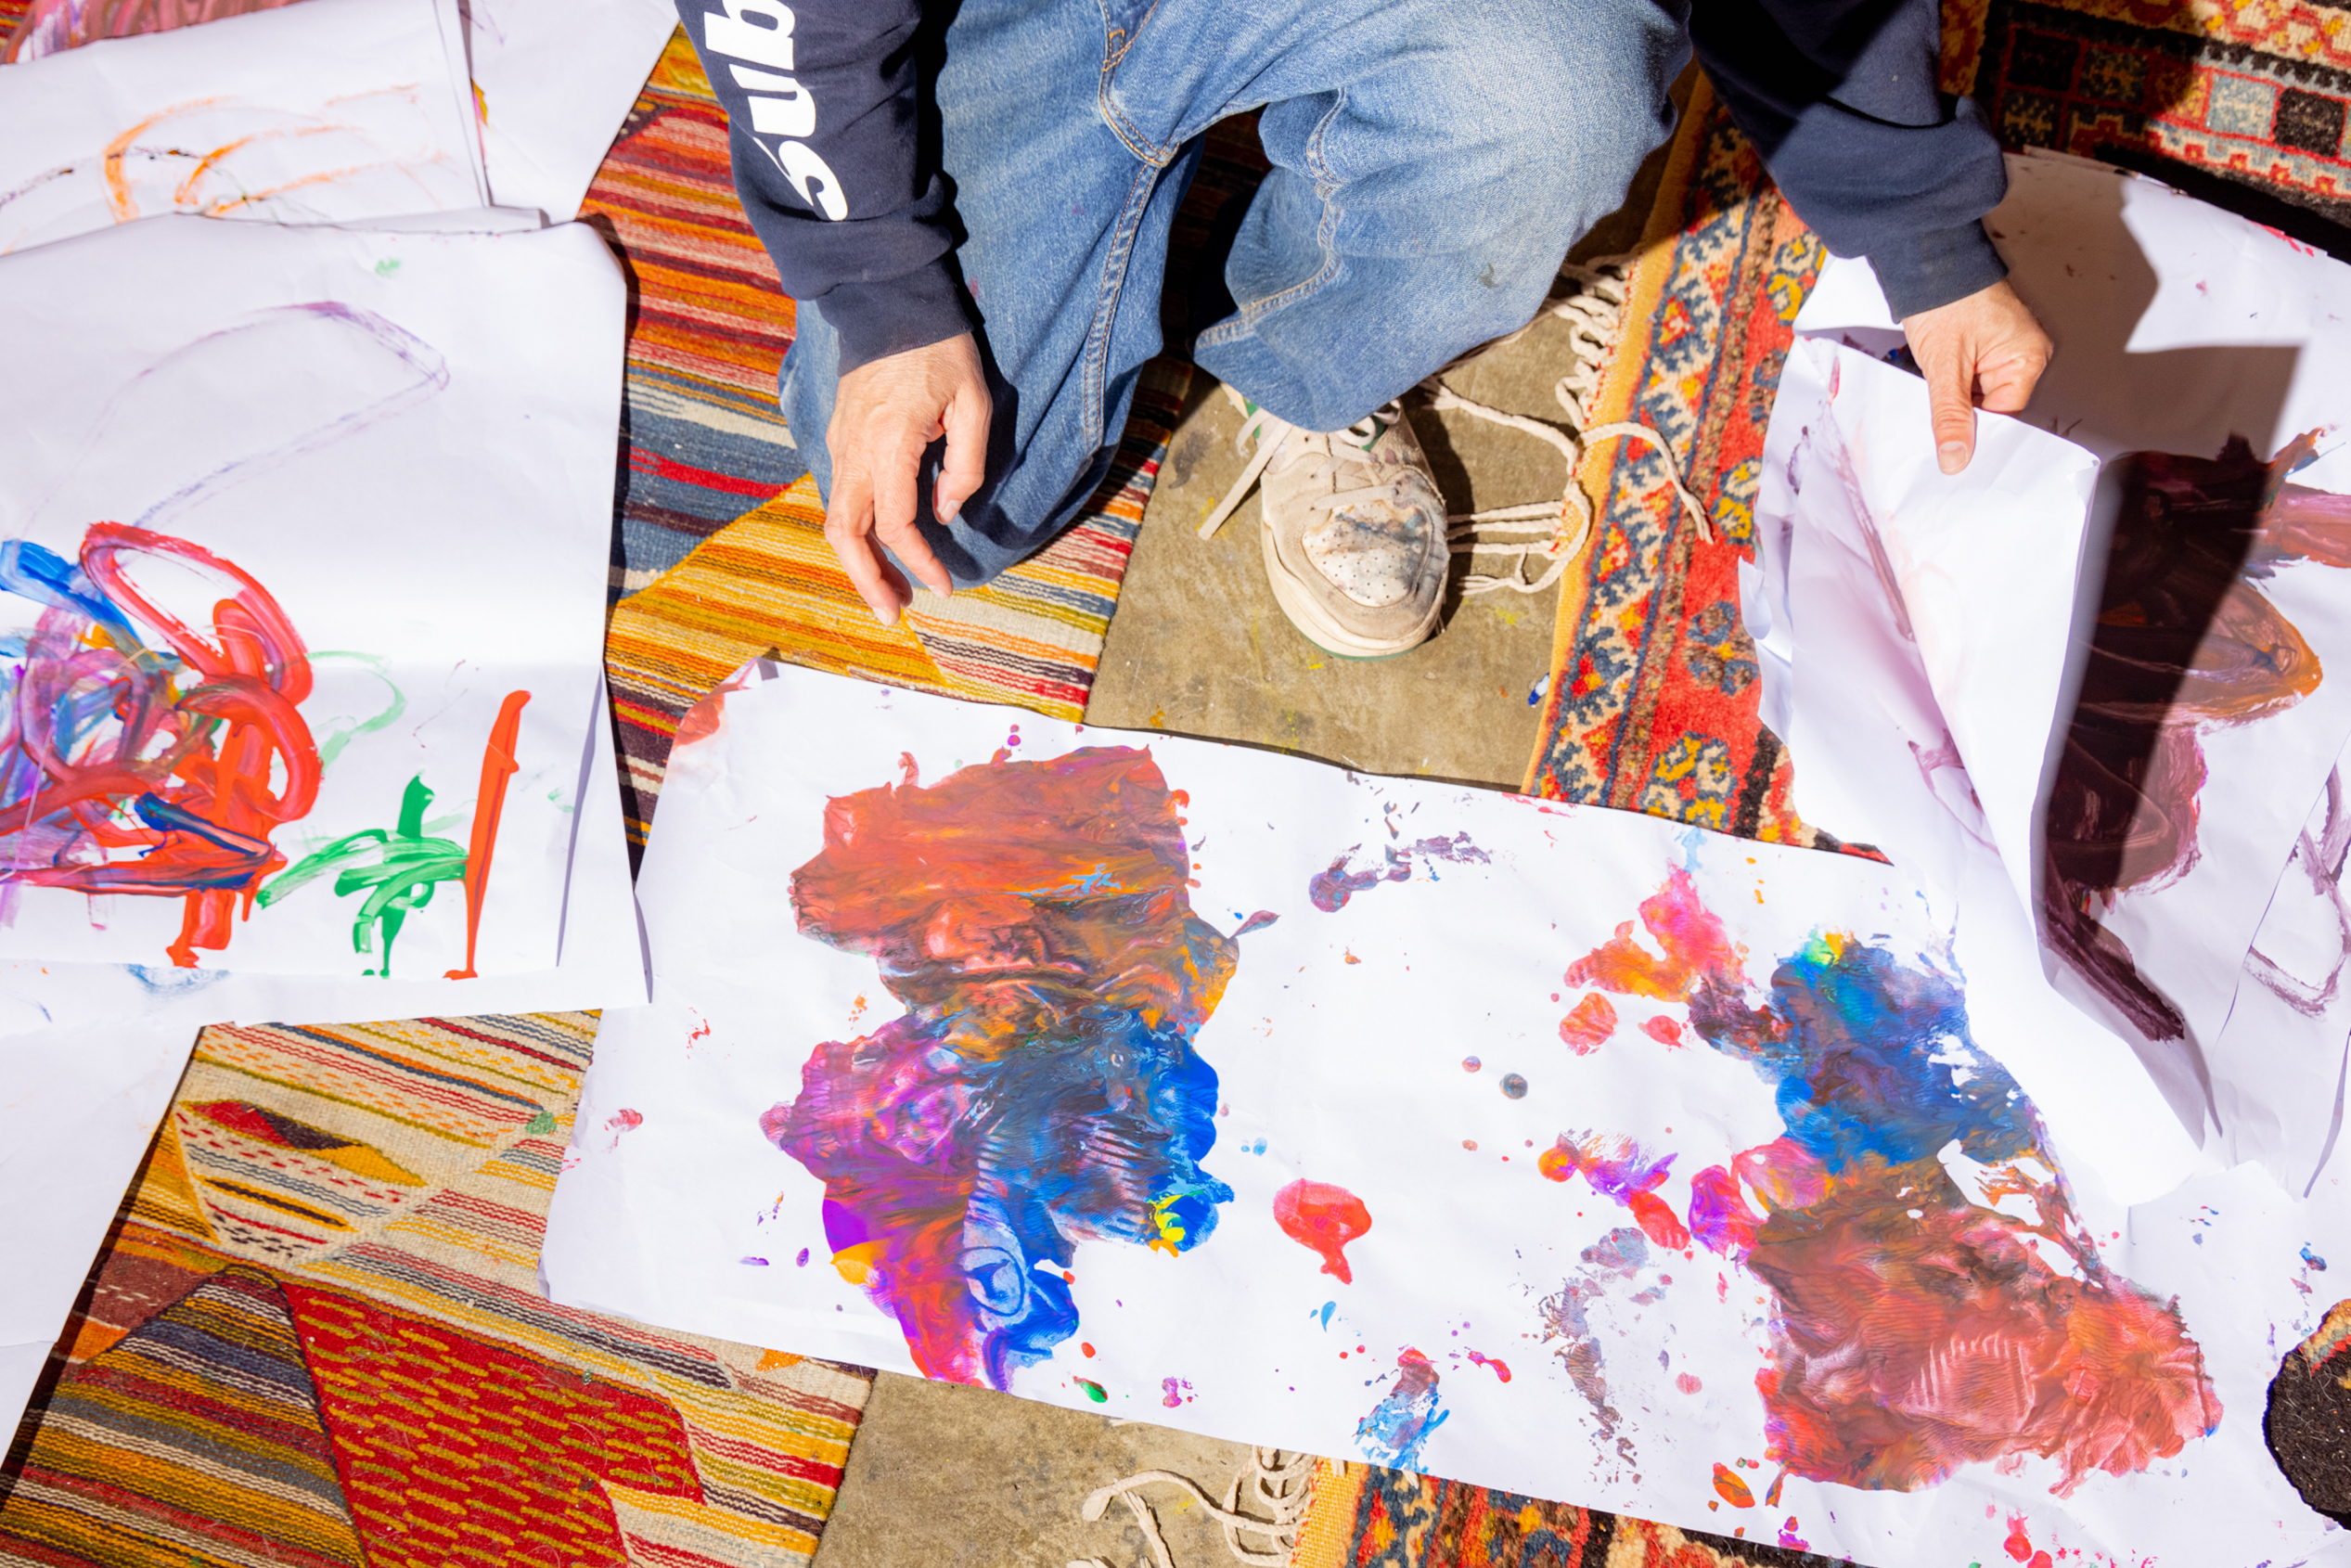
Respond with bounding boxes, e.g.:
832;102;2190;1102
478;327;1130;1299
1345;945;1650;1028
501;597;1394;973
782;0;1690;587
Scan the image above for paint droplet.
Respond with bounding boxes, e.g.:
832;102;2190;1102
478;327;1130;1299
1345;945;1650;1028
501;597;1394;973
1161;1375;1193;1408
1467;1352;1511;1382
740;1256;769;1266
1677;1372;1702;1394
1462;1056;1482;1073
1642;1015;1685;1047
602;1109;643;1150
1711;1463;1754;1508
755;1349;803;1370
1343;949;1362;964
1499;1073;1528;1099
1461;1139;1479;1151
795;1248;811;1267
1081;1343;1096;1357
1274;1179;1374;1284
1075;1379;1107;1403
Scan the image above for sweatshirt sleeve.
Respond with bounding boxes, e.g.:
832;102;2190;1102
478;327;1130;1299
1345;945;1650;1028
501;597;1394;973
677;0;971;372
1687;0;2009;318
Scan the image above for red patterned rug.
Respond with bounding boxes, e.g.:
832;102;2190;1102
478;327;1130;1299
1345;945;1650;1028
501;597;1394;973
1523;73;1823;844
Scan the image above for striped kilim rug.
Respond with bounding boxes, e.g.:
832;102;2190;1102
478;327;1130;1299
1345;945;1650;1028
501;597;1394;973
589;32;1188;851
0;1013;872;1566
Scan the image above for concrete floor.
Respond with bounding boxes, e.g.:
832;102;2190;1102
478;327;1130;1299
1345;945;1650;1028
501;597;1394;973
812;119;1678;1568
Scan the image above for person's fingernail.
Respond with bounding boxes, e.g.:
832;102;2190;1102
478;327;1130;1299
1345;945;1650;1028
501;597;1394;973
938;502;960;524
1937;441;1967;474
870;601;899;628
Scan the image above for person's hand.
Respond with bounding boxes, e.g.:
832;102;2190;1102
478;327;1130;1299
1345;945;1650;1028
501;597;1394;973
824;331;992;624
1900;278;2054;475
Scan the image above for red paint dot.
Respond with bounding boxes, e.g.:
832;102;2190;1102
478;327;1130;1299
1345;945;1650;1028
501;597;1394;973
1081;1343;1095;1357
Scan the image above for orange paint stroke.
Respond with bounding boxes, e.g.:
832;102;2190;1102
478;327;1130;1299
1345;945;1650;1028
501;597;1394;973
443;688;529;980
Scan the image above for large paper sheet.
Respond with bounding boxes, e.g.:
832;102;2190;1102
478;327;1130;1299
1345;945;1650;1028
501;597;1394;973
4;0;671;225
0;678;646;1033
0;1017;199;1437
539;662;2332;1568
465;0;677;221
1781;153;2351;1150
0;0;485;254
0;213;620;980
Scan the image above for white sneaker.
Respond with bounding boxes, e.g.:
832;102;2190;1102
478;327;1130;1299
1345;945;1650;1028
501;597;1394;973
1197;390;1447;658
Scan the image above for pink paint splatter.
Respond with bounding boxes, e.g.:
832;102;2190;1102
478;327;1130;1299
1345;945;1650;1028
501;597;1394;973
1466;1352;1512;1382
1274;1178;1373;1284
1539;1132;1690;1249
1677;1372;1702;1394
1558;993;1616;1054
1777;1518;1808;1550
1162;1375;1193;1408
603;1108;642;1151
1641;1014;1684;1047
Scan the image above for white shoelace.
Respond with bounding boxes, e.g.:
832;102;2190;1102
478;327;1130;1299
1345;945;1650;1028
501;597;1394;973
1194;404;1440;545
1065;1447;1316;1568
1192;257;1711;597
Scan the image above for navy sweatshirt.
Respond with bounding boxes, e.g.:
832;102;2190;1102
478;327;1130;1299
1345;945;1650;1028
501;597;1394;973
679;0;2007;376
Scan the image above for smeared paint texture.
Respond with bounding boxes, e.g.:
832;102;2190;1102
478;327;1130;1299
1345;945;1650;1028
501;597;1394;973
0;525;317;964
1559;992;1616;1053
256;689;528;978
769;747;1237;1390
2266;1295;2351;1524
1355;1348;1448;1468
2045;434;2351;1040
1569;868;2221;1497
1541;1132;1690;1249
1309;832;1489;911
1540;1227;1651;1476
1273;1178;1372;1284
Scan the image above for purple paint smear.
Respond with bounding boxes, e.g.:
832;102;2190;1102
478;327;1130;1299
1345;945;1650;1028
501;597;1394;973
1309;833;1489;912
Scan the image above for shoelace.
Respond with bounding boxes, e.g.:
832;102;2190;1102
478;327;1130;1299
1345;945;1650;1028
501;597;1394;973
1192;257;1710;596
1194;402;1440;543
1065;1447;1315;1568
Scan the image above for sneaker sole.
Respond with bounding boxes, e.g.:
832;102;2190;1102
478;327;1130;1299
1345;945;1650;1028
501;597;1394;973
1260;524;1442;659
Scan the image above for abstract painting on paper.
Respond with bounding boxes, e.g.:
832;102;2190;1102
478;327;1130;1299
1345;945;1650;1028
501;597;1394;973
0;0;483;256
2;0;677;224
0;213;619;978
543;662;2342;1568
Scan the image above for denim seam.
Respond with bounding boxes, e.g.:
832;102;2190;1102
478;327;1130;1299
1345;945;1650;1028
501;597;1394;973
1095;5;1176;167
1196;87;1348;348
1080;158;1164;451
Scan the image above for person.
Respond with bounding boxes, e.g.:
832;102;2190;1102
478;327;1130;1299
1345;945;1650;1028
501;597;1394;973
676;0;2053;656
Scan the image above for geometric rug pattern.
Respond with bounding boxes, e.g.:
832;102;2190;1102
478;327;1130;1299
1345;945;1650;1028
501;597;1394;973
3;1012;869;1568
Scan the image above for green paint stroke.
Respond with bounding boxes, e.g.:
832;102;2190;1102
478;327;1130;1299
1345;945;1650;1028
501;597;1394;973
310;652;406;772
257;775;467;977
1074;1379;1108;1403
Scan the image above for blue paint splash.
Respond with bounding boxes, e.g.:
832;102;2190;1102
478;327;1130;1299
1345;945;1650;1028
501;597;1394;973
1355;1349;1448;1469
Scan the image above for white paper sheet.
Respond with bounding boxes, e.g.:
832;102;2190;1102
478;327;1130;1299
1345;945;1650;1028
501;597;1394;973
1780;153;2351;1150
0;1017;199;1439
0;676;646;1033
538;661;2320;1568
0;0;486;255
463;0;676;221
0;213;621;980
1758;338;2100;914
